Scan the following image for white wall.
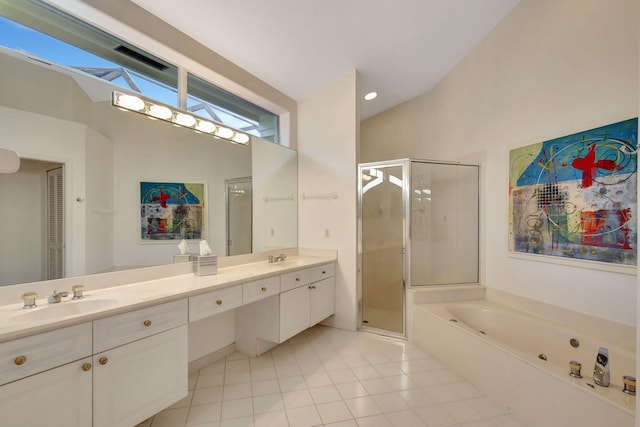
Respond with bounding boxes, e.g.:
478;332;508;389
0;107;89;281
252;138;298;252
298;70;359;331
361;0;638;325
0;159;48;285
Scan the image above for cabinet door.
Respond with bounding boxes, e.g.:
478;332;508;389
279;286;310;342
93;326;188;427
0;357;93;427
310;277;335;326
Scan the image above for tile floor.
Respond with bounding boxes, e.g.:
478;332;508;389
137;325;527;427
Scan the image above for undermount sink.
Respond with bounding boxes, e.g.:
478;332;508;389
8;298;119;323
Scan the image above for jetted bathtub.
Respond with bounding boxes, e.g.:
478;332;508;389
414;299;635;427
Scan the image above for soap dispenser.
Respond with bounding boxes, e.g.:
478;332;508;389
593;347;610;387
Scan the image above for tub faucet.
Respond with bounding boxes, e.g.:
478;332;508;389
48;290;69;304
593;347;610;387
275;254;287;262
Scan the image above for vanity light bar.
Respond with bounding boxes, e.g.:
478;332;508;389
111;91;251;145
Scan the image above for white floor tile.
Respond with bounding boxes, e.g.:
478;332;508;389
279;375;307;392
384;409;427;426
187;403;222;426
316;400;353;424
355;414;393;427
193;386;223;405
143;325;528;427
225;370;251;385
335;381;369;400
223;382;253;400
251;379;280;396
304;372;333;388
251;367;277;381
221;398;253;420
328;369;359;384
150;407;189;427
309;384;342;404
220;416;253;427
276;364;303;378
351;365;382;381
282;389;315;409
344;396;382;418
252;393;284;415
442;400;485;423
253;410;290;427
360;378;394;395
413;404;457;427
286;405;322;427
371;392;409;413
198;373;225;389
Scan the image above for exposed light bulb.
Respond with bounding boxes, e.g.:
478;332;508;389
148;104;172;120
216;127;234;139
174;112;196;127
115;93;145;111
196;120;216;133
232;133;250;144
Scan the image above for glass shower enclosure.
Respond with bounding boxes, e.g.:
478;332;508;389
358;159;479;337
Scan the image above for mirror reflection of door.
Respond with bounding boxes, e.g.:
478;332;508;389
0;159;64;285
226;177;252;256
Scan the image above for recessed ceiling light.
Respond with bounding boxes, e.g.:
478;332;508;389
364;91;378;101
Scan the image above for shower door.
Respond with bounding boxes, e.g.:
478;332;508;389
359;162;406;336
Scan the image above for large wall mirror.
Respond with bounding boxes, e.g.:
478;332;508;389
0;48;298;287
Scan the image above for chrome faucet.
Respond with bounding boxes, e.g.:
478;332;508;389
268;254;287;263
593;347;610;387
48;290;69;304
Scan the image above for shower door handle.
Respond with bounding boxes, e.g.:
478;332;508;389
401;247;406;254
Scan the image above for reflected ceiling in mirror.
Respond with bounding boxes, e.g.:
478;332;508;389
0;48;297;287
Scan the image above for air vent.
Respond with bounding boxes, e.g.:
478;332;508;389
114;45;168;71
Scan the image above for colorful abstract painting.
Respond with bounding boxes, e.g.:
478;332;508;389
140;182;205;241
509;118;638;266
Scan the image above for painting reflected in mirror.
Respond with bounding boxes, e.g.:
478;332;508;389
0;47;297;287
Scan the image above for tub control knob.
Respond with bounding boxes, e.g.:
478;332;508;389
569;360;582;378
623;376;636;395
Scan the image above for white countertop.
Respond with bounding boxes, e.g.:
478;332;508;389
0;254;336;343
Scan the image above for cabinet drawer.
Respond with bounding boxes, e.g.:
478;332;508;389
94;299;187;353
0;322;92;386
243;276;280;304
310;263;335;283
189;285;242;322
281;269;310;292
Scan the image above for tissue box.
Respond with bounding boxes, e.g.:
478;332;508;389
173;254;194;263
194;255;218;276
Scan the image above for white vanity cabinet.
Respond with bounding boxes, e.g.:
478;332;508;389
235;263;335;355
92;299;188;427
0;323;93;427
280;264;335;342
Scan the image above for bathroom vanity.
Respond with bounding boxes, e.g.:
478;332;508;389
0;251;336;427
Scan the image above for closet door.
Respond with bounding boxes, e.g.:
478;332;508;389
46;166;64;280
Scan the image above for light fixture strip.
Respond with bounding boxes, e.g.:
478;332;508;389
111;91;250;145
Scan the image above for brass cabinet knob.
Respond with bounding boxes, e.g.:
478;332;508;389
99;357;108;365
143;320;152;327
261;287;267;292
308;285;316;290
295;277;301;282
82;363;92;372
216;299;223;305
322;271;326;275
14;355;27;365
